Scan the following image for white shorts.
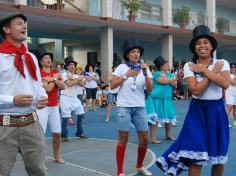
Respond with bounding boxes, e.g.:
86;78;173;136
225;92;236;105
60;95;84;118
36;106;61;133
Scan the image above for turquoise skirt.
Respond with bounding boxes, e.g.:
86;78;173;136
145;96;176;124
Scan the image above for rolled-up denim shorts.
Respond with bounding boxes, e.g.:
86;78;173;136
117;107;148;132
108;93;117;105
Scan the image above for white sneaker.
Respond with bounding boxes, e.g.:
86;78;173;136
135;167;152;176
233;121;236;127
157;123;163;128
172;121;177;126
229;124;232;128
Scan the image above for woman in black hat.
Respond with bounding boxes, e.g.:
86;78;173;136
111;38;153;176
156;25;230;176
145;56;177;144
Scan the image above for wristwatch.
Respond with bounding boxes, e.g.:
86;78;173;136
54;77;57;82
122;74;128;80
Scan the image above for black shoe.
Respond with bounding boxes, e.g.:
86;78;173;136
76;134;88;139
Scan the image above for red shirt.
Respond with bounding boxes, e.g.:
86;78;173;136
40;70;62;107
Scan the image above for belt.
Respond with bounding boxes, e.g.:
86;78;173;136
0;112;38;127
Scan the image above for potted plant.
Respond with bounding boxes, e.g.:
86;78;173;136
123;0;142;22
53;0;65;10
216;17;227;34
173;6;190;29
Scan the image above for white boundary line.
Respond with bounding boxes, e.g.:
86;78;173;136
45;137;156;176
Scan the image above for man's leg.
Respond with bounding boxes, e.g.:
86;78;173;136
20;122;47;176
0;127;19;176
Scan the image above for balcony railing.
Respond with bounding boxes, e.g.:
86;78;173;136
172;9;207;30
27;0;101;16
114;1;162;25
0;0;14;4
215;16;236;36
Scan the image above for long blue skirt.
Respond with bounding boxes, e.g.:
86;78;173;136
156;98;229;175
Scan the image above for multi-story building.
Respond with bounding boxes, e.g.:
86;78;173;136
0;0;235;81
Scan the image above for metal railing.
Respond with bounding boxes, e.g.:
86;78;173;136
172;9;207;30
27;0;101;16
115;0;163;25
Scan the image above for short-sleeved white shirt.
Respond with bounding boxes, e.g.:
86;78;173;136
184;58;230;100
61;72;78;97
85;72;98;89
226;74;236;95
113;64;153;107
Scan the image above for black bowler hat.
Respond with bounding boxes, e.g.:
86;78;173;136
0;13;27;37
122;38;144;61
153;56;167;70
189;25;217;53
38;47;53;60
64;56;77;67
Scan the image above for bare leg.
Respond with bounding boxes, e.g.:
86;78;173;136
149;124;161;144
165;123;175;140
92;99;96;110
211;164;224;176
106;104;111;122
52;133;64;164
188;164;202;176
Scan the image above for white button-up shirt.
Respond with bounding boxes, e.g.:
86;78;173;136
0;52;47;115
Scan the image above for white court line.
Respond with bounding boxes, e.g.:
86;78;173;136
47;156;111;176
45;137;156;176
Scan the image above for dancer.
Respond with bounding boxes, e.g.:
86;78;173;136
156;25;230;176
0;13;48;175
36;48;65;164
111;38;153;176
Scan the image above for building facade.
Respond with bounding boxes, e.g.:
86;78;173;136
0;0;235;81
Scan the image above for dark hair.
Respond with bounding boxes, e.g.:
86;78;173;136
85;64;94;72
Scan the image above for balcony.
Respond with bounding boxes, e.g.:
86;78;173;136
216;17;236;36
114;1;162;25
0;0;14;4
27;0;101;16
172;9;207;30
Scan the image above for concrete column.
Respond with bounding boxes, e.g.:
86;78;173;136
162;0;172;26
101;0;112;18
54;40;64;62
161;34;173;69
206;0;216;32
14;0;27;5
100;27;113;83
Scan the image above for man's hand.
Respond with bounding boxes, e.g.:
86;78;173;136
13;94;34;106
36;96;48;109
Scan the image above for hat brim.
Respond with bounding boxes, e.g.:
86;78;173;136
123;46;144;60
40;53;53;60
189;35;217;53
65;61;77;66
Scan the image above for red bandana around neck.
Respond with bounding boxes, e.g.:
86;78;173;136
0;40;38;81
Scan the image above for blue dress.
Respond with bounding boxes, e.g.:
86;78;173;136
145;71;176;124
156;98;229;175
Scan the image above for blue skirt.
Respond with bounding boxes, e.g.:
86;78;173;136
156;98;229;175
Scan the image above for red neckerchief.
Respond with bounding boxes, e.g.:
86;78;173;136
0;40;37;81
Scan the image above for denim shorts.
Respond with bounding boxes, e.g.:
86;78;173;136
108;93;117;105
117;107;148;132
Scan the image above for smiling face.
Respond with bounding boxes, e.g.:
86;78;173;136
127;48;141;65
195;38;212;59
3;17;27;43
160;62;169;72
